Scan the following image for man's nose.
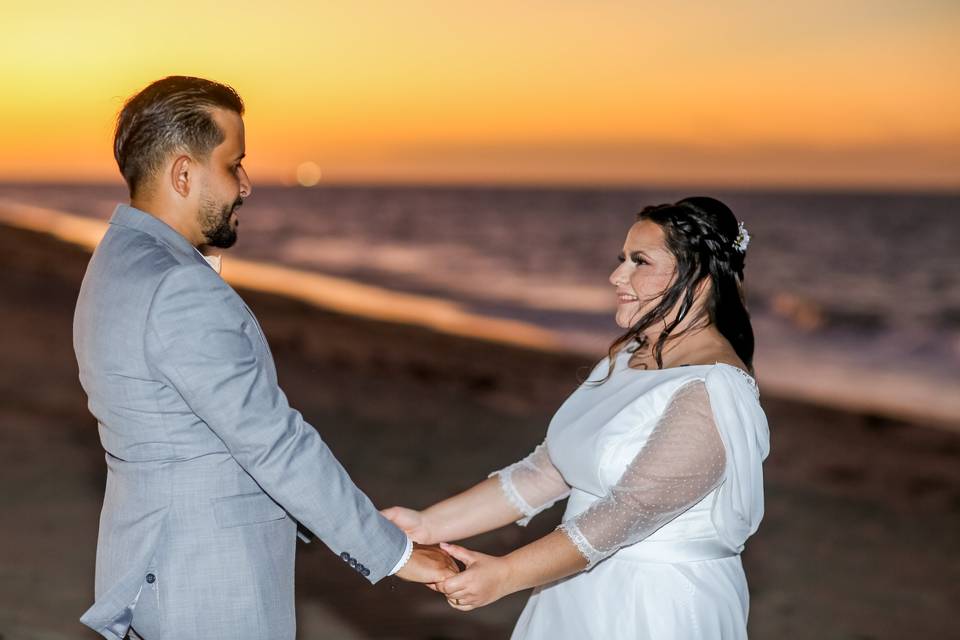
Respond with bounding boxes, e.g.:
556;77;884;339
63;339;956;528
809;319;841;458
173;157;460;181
239;166;252;198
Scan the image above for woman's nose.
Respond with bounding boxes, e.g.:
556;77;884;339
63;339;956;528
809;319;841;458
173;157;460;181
609;263;627;286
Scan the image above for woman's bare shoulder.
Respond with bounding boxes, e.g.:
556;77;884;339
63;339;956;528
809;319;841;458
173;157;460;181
681;346;747;372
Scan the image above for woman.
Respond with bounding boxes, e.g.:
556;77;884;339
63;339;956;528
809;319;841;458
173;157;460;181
384;197;770;639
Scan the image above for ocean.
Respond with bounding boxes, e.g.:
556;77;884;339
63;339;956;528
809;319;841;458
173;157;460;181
2;182;958;424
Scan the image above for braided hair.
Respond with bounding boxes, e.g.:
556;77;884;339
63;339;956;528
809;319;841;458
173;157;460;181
603;196;754;378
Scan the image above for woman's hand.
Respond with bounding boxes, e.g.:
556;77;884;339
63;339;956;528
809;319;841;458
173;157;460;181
381;506;435;545
436;542;515;611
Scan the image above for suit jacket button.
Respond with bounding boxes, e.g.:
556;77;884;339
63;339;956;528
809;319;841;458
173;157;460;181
361;568;370;577
145;573;156;584
348;558;357;568
340;552;350;562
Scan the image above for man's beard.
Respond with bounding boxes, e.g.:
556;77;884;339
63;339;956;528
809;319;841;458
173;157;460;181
199;193;243;248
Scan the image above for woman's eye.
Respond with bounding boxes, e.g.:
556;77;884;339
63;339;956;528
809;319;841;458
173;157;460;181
618;253;648;265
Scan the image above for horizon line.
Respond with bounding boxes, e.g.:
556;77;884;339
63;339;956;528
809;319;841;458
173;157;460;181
0;177;957;197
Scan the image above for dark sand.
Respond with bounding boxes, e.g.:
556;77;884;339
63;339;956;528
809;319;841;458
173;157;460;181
0;223;958;639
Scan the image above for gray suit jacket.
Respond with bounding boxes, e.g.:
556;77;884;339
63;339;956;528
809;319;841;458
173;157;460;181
74;205;406;639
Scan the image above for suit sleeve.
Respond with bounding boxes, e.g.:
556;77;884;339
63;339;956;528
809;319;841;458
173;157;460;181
144;264;407;583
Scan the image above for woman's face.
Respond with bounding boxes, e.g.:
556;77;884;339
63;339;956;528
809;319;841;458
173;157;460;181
609;219;678;329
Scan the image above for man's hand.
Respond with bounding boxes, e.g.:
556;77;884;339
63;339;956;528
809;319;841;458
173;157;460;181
394;543;459;584
381;506;435;544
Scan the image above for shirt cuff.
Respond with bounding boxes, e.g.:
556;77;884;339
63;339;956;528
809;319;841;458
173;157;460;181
388;535;414;576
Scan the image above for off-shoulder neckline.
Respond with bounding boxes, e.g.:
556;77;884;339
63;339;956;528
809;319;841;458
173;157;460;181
616;358;758;390
703;362;758;389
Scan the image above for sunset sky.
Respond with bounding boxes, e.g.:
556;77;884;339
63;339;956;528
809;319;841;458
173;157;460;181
1;1;957;188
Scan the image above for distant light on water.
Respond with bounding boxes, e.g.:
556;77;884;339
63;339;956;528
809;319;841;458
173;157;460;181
296;162;322;187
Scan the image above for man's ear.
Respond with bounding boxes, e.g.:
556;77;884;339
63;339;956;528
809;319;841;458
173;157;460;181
170;155;193;198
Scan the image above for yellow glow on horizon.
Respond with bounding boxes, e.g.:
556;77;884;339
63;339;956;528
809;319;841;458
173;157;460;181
0;1;957;188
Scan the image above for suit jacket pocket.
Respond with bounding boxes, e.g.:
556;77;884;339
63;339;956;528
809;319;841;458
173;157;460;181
212;492;287;529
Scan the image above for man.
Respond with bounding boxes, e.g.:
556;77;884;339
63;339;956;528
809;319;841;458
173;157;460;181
73;76;457;640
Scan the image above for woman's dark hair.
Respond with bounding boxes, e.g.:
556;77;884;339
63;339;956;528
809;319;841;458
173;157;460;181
114;76;245;198
603;196;754;378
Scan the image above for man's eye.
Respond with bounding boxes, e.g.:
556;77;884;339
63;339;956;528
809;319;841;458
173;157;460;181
617;254;626;263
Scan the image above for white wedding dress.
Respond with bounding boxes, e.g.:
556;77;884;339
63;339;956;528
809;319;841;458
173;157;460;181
493;349;770;639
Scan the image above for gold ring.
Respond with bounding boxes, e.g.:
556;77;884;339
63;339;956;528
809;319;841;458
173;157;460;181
454;598;460;606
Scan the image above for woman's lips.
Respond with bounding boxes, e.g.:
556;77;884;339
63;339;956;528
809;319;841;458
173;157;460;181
617;292;639;304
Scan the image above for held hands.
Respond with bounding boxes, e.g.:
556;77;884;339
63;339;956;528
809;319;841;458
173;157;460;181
384;507;457;588
435;543;513;611
383;505;515;609
394;543;460;584
381;506;435;544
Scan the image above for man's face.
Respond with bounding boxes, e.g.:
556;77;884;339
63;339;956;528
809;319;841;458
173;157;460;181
196;108;251;248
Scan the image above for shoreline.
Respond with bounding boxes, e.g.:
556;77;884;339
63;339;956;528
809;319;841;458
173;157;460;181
0;199;560;353
1;199;958;430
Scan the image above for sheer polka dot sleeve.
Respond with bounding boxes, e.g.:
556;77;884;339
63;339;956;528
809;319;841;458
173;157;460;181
491;442;571;526
559;380;726;567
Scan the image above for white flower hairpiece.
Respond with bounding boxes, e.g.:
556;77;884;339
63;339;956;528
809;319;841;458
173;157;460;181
734;221;750;253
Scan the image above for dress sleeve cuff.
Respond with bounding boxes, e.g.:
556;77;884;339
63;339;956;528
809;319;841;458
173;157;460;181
491;468;537;526
558;521;605;569
388;535;414;576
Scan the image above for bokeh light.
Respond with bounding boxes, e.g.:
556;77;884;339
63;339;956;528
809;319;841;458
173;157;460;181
296;161;322;187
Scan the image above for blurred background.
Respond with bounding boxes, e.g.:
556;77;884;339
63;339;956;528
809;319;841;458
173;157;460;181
0;2;957;638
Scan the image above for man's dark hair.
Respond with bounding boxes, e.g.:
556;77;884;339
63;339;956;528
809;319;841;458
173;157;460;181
114;76;244;197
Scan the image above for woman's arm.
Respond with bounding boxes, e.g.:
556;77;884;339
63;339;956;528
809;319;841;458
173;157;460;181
383;442;571;544
383;476;524;545
437;530;586;610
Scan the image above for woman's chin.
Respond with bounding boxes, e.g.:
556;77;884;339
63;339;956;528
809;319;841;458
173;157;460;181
614;305;645;329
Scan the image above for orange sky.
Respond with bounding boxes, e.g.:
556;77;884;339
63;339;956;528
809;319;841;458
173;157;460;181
1;1;957;188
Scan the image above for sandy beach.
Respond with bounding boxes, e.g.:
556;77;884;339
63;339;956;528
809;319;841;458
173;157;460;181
1;221;958;639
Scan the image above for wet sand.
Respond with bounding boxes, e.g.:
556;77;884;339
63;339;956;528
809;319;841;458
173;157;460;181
0;223;957;639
